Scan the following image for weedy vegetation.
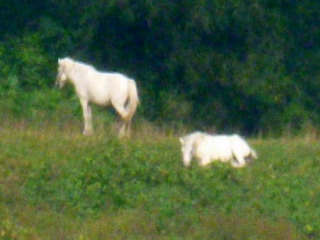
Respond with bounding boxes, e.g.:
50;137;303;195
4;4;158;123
0;108;319;239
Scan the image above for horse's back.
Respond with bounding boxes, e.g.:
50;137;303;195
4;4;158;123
230;134;251;154
75;61;135;97
194;135;233;162
82;71;130;105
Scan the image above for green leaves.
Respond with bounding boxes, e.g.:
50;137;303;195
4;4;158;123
1;0;320;133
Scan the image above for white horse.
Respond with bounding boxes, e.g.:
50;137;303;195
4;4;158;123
56;57;139;137
179;132;257;168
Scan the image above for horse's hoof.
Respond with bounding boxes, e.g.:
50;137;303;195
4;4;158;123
232;163;246;168
118;133;129;139
83;130;93;136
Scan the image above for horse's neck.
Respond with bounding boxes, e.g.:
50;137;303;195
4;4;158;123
78;61;94;69
68;63;93;84
74;62;95;73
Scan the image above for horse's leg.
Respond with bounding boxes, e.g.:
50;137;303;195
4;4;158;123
125;120;132;137
232;153;246;168
80;99;93;135
118;120;127;138
118;120;132;138
112;100;130;137
199;157;211;167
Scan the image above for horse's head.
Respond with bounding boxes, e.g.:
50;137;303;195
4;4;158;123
56;58;74;88
56;70;67;88
179;137;192;167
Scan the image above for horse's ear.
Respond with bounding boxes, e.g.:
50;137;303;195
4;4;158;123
179;137;184;144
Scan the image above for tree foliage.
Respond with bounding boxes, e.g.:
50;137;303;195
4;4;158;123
0;0;319;134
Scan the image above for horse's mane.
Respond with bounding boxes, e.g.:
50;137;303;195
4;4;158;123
72;58;122;75
64;57;131;77
72;59;96;71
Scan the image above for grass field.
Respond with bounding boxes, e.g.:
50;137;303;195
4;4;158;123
0;119;319;239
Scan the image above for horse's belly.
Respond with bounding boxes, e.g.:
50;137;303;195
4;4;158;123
210;150;232;162
91;96;111;106
88;88;111;106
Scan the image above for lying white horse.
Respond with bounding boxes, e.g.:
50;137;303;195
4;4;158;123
56;57;139;137
179;132;257;168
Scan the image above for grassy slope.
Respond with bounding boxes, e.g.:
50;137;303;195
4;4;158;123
0;121;318;240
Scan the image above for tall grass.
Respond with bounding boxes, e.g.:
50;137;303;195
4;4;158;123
0;115;318;239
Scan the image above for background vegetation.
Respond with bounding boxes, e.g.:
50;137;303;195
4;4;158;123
0;0;320;135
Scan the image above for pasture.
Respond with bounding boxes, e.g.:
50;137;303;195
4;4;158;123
1;2;320;239
0;118;318;240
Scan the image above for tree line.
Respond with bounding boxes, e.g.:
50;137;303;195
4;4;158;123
0;0;320;135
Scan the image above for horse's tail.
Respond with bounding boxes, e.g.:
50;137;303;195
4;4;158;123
124;79;139;122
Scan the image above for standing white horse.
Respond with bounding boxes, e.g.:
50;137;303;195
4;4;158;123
179;132;257;168
56;57;139;137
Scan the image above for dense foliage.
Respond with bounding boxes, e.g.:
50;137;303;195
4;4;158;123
0;0;320;134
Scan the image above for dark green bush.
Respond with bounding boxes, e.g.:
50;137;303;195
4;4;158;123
1;0;320;134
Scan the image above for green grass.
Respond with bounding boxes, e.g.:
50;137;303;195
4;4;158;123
0;119;318;239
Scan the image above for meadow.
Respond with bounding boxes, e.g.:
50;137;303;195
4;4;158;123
0;110;319;240
1;2;320;239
